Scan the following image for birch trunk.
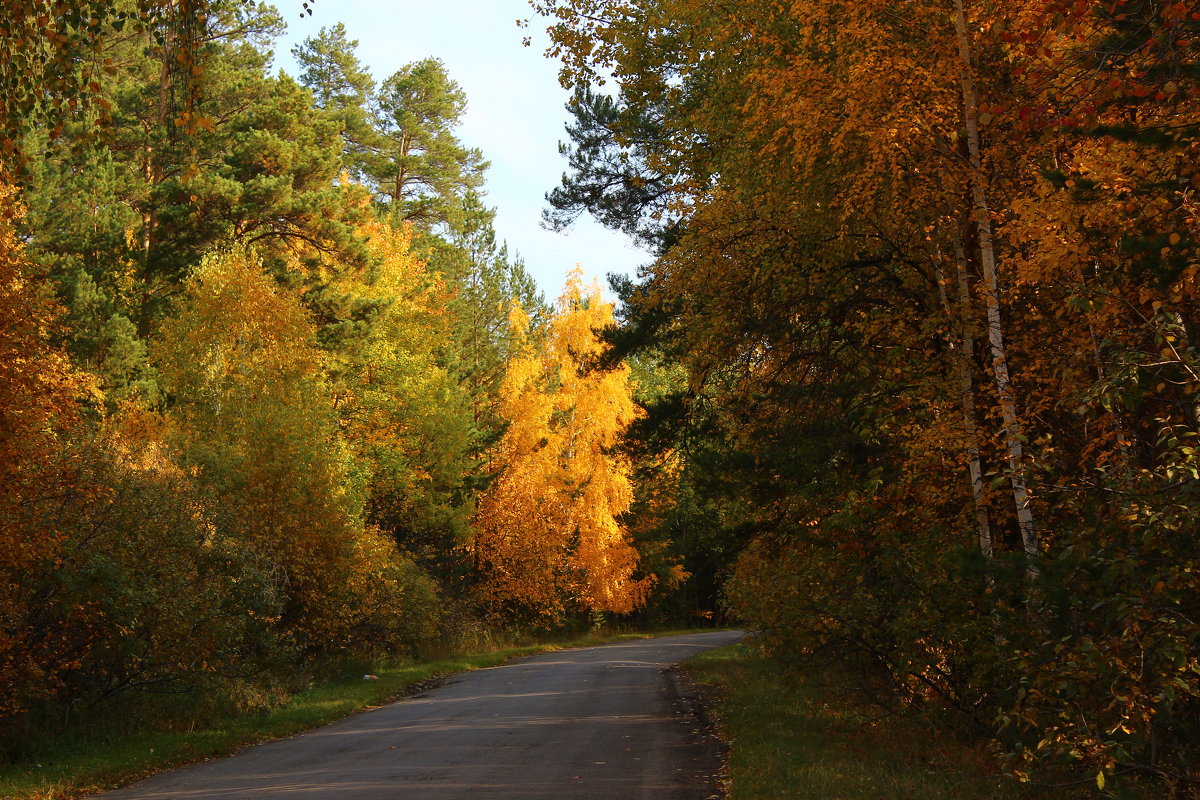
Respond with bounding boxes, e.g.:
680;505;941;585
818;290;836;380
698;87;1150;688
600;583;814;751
952;0;1038;566
940;230;994;558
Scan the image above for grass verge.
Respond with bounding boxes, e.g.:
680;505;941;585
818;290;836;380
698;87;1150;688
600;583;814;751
0;629;697;800
685;643;1155;800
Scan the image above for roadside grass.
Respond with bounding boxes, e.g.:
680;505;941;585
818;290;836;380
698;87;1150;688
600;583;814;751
686;643;1155;800
0;628;702;800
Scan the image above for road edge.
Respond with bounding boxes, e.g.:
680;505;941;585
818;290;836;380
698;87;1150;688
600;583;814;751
665;663;730;799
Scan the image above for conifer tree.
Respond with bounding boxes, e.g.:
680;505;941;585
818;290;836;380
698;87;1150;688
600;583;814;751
323;220;478;584
368;58;488;233
292;23;378;182
431;192;546;436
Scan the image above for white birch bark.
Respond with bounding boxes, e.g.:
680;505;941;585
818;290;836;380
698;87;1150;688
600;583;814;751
952;0;1038;566
948;230;994;558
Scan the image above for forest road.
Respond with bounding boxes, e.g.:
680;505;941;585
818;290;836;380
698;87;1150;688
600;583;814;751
96;630;744;800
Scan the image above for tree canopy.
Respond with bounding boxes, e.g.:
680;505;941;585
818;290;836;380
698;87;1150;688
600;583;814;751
538;0;1200;787
6;0;1200;792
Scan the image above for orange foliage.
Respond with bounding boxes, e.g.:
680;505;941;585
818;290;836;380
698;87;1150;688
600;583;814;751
474;268;649;619
537;0;1200;783
0;178;90;715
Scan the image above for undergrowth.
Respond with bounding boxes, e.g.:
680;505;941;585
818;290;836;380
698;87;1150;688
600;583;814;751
686;643;1161;800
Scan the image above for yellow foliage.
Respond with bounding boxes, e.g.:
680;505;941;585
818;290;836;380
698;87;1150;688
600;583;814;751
474;268;650;619
155;249;362;649
154;245;448;655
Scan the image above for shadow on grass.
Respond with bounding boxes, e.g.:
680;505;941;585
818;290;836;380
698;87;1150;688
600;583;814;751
684;644;1157;800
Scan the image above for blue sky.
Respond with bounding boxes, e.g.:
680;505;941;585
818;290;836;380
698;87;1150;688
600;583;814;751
270;0;647;301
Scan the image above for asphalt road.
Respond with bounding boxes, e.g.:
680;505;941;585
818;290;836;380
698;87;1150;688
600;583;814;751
97;630;744;799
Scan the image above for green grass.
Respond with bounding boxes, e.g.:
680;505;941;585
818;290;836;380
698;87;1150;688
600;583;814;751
0;629;700;800
685;644;1156;800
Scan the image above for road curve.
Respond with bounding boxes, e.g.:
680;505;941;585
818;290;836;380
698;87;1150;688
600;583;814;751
97;630;743;799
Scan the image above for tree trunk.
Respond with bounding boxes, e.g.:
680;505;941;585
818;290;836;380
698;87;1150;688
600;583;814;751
952;0;1038;568
936;230;994;558
137;25;173;337
393;131;410;218
1077;259;1133;483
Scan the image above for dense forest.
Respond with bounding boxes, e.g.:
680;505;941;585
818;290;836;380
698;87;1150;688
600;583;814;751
535;0;1200;789
3;0;1200;794
0;0;686;764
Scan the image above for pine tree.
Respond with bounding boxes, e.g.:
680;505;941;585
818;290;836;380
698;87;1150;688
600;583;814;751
430;191;546;438
368;59;488;234
291;23;378;182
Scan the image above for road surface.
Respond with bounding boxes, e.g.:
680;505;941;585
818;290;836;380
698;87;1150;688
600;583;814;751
98;630;743;799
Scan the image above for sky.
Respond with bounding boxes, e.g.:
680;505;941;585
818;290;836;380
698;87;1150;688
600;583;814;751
270;0;648;302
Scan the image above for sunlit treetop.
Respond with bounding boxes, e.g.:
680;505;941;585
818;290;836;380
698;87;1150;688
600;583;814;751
0;0;251;166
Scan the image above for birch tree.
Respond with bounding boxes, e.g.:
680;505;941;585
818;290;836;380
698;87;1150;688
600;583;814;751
474;269;648;620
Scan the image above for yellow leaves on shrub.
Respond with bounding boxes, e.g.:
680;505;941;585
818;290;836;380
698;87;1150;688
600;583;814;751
155;249;360;645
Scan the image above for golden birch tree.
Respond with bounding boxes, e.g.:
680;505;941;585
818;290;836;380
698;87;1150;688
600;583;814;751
474;268;648;620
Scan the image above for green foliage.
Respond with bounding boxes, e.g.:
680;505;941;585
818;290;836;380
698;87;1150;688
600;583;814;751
32;425;288;717
0;0;212;166
292;22;378;182
687;644;1154;800
154;248;368;651
97;313;160;406
368;58;488;232
431;192;547;440
545;84;680;253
